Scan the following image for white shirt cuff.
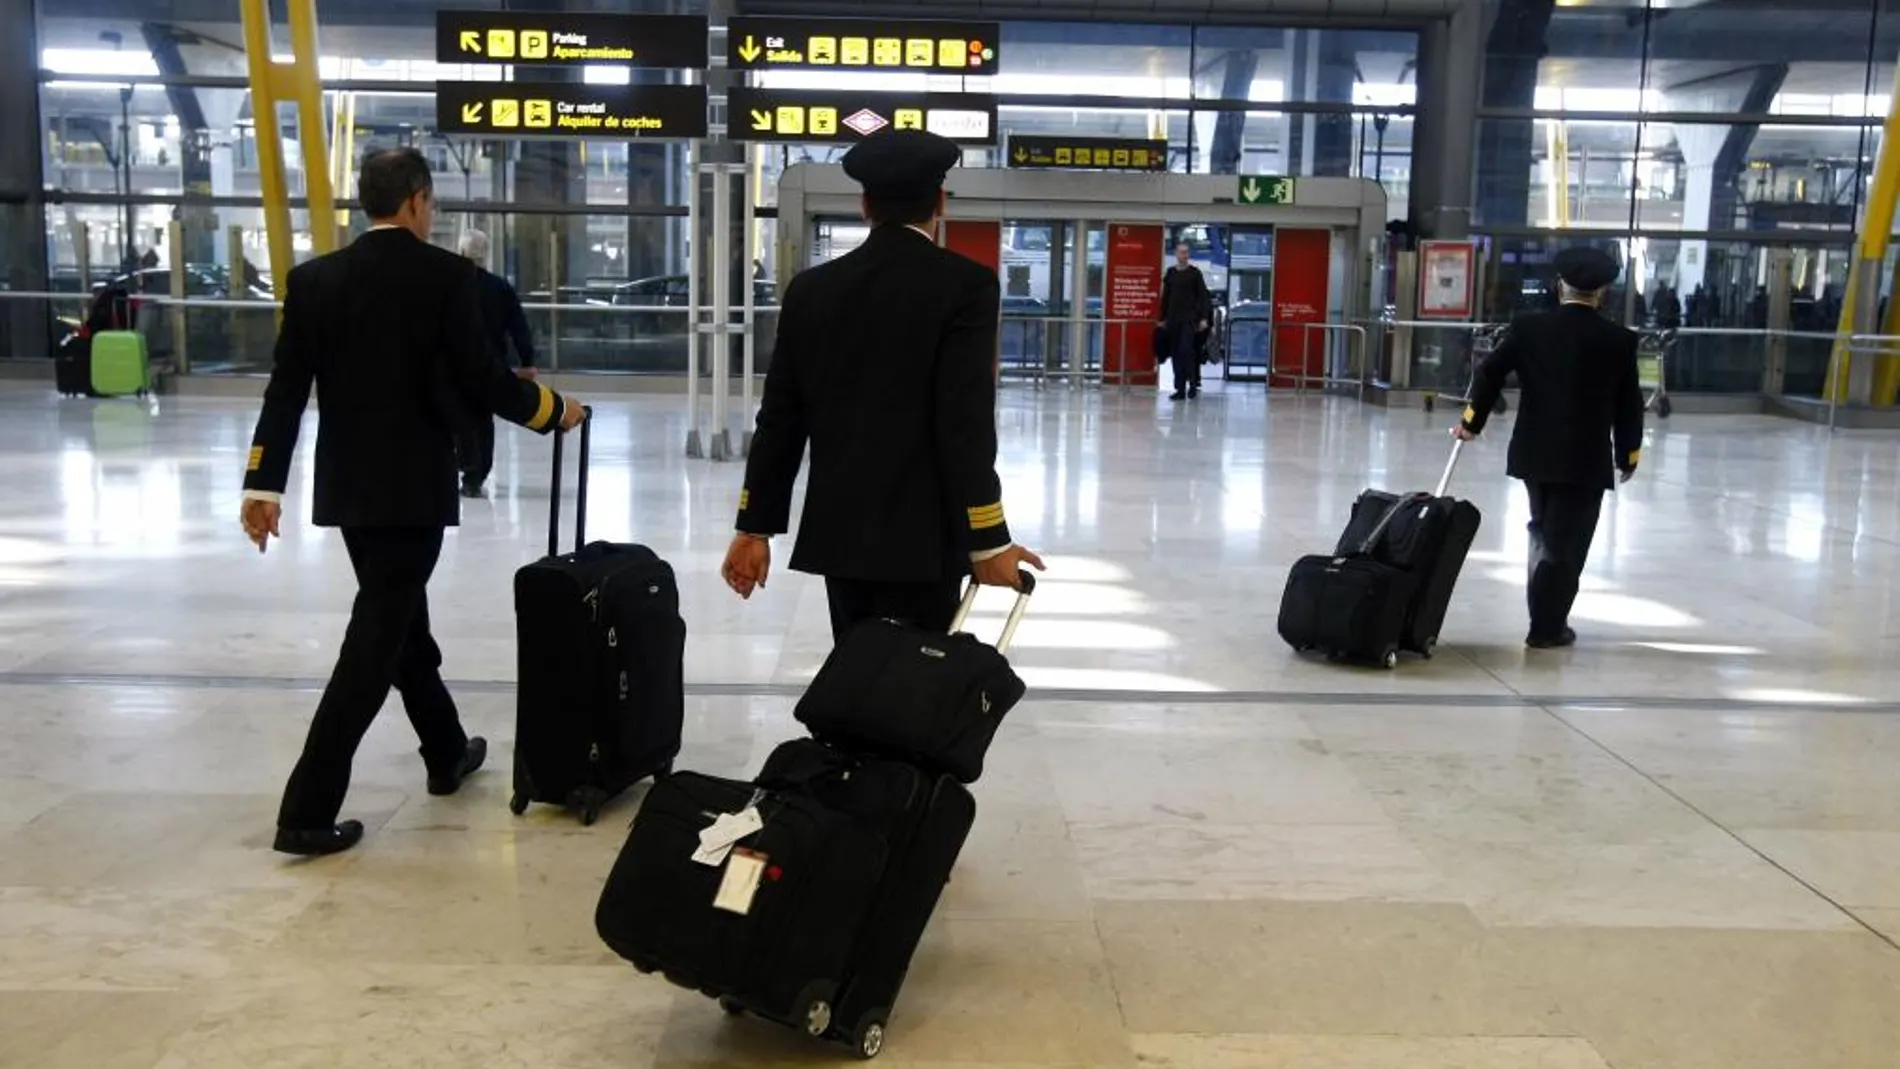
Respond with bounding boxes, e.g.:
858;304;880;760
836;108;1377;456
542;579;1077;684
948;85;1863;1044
970;544;1011;563
242;490;283;504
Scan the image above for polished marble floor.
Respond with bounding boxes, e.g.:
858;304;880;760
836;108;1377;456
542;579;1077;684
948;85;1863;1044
1;381;1898;1067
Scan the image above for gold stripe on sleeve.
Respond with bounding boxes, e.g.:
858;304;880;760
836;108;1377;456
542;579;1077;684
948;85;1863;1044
247;446;263;472
1462;405;1476;424
739;488;751;510
1628;449;1642;467
967;503;1006;530
526;385;557;432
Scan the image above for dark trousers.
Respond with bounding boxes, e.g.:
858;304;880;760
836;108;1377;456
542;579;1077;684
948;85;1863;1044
1166;320;1201;393
825;576;963;644
277;527;468;830
458;418;495;487
1523;480;1605;639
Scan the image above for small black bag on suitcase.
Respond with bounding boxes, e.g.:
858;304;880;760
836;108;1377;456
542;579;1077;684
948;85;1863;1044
1278;552;1418;669
596;739;976;1060
794;574;1035;785
511;414;684;825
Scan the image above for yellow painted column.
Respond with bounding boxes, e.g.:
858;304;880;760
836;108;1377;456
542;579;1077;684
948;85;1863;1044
237;0;337;305
1828;62;1900;404
238;0;293;301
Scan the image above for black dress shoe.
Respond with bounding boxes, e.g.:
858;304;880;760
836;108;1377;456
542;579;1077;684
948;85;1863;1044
1188;385;1201;398
274;820;364;857
1168;390;1186;401
460;479;485;499
1526;627;1578;650
428;737;488;796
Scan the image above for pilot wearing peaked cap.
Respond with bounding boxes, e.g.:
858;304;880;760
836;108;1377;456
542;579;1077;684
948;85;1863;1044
841;128;963;199
1553;246;1620;294
720;127;1047;642
1452;244;1646;650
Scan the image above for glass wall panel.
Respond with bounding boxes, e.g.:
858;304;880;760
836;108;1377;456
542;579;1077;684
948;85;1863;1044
1476;118;1643;230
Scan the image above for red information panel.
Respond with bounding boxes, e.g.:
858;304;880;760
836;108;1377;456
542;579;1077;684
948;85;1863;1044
1103;222;1164;386
1270;227;1332;389
941;219;1001;274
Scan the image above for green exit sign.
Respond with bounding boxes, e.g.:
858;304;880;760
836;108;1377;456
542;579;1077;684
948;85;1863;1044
1238;175;1295;206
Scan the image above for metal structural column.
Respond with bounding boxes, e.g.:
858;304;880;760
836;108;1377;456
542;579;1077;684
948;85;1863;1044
684;140;705;459
1410;0;1482;238
0;0;50;360
1828;61;1900;406
238;0;337;301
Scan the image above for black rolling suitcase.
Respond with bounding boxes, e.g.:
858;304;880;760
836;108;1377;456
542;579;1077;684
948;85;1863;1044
1336;441;1482;657
595;741;976;1060
1278;441;1475;668
55;332;94;397
795;574;1036;784
510;413;685;825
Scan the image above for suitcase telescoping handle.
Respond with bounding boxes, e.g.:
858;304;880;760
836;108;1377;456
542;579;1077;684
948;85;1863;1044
1356;439;1466;556
547;406;592;557
949;570;1037;655
1435;438;1464;499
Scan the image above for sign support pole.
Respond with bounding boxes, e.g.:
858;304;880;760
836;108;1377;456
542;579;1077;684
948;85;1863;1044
709;158;734;461
684;138;704;459
740;143;759;457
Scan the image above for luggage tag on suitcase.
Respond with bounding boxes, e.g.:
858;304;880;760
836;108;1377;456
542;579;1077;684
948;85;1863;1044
692;795;764;867
712;848;768;916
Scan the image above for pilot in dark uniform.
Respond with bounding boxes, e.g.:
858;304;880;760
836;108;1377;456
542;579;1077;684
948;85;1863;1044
1454;246;1644;649
720;130;1044;641
239;148;585;856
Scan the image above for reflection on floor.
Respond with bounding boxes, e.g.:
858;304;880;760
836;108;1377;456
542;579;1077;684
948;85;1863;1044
1;384;1897;1068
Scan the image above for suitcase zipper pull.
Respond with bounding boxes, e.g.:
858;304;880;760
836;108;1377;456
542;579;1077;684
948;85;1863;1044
588;743;601;764
584;588;601;622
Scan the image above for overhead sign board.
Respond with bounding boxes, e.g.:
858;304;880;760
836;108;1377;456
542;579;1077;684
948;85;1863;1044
1008;135;1168;172
727;16;999;75
435;11;709;68
435;82;708;138
727;88;997;146
1238;174;1296;206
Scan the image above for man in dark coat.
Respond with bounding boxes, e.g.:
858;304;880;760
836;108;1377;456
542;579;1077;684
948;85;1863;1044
1454;246;1645;649
455;228;539;498
720;129;1043;641
239;148;586;856
1159;242;1212;400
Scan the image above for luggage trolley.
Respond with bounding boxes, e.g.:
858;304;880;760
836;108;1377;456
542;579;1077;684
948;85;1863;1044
1638;328;1674;418
1428;322;1509;415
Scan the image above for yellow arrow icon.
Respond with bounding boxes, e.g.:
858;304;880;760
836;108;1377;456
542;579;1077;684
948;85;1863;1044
750;109;772;131
462;102;484;124
460;30;481;53
738;36;763;62
1013;146;1027;162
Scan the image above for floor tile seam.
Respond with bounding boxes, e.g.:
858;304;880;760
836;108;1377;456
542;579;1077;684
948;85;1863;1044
13;670;1900;716
1529;702;1900;956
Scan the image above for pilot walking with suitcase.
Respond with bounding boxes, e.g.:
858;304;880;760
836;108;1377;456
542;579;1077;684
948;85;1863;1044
239;149;586;856
720;129;1043;641
1453;247;1644;649
455;228;539;499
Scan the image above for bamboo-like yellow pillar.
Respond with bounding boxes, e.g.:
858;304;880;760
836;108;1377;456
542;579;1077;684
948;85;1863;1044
237;0;337;303
1828;63;1900;405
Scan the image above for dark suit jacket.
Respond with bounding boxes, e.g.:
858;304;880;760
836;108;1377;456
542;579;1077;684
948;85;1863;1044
476;267;536;368
243;228;567;528
736;224;1010;582
1463;304;1645;489
1160;264;1211;326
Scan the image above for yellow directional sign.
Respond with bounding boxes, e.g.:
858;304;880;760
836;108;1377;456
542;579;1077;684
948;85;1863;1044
728;18;999;75
1006;135;1169;173
436;82;709;138
727;88;997;145
436;12;707;68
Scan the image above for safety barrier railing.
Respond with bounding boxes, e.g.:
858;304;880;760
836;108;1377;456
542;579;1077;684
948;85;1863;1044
995;315;1164;386
0;290;780;378
1290;323;1371;396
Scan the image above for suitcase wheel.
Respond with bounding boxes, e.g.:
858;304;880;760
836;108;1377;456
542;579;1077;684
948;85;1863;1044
804;999;833;1038
1495;396;1508;415
717;997;746;1017
1658;396;1672;418
1382;649;1400;670
1420;636;1437;659
853;1018;887;1060
508;792;529;816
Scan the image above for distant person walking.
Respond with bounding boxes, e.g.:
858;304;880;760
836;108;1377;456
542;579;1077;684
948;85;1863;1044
455;229;539;498
1159;243;1211;400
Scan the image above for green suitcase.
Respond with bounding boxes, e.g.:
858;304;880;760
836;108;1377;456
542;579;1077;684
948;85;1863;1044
89;330;148;397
